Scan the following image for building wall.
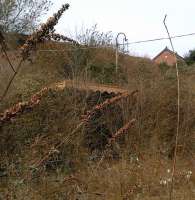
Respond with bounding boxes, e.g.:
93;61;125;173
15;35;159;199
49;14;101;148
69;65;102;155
154;51;177;66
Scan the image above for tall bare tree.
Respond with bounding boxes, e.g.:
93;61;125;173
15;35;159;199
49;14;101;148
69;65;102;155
0;0;52;33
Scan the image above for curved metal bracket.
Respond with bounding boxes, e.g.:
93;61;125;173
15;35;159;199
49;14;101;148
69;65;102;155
115;32;128;73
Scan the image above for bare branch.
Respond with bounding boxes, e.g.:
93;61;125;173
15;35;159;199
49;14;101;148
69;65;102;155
163;15;180;200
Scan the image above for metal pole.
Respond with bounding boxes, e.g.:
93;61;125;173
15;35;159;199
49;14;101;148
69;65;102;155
115;40;118;73
115;32;128;73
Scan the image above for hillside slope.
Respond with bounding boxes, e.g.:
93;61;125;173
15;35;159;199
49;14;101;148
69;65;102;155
0;41;195;199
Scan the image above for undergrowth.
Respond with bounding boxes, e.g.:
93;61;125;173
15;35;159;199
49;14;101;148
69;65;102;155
0;24;195;200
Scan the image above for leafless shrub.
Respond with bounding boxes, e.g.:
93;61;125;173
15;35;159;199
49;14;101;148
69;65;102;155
76;24;113;47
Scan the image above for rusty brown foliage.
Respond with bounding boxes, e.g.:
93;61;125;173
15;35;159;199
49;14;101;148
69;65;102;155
21;4;70;60
0;87;49;126
48;33;79;46
108;119;136;144
3;89;137;172
82;90;138;123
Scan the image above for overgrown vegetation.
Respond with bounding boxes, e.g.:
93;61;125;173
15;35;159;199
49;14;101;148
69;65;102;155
0;4;195;200
184;49;195;65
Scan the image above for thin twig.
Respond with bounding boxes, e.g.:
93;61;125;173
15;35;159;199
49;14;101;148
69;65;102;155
1;47;16;72
0;30;16;72
163;15;180;200
0;59;23;102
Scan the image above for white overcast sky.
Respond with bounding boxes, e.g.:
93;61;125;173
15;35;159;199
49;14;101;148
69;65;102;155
43;0;195;58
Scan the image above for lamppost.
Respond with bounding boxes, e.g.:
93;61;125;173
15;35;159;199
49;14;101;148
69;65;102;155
115;32;128;73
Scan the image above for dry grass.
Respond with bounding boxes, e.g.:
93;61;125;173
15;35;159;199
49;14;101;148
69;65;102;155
1;13;195;199
1;155;194;199
1;46;195;199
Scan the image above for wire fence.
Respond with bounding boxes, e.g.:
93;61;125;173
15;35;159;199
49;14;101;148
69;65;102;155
120;32;195;46
31;31;195;57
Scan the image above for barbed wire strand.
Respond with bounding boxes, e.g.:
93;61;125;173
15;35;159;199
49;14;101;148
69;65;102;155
122;32;195;46
36;31;195;52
